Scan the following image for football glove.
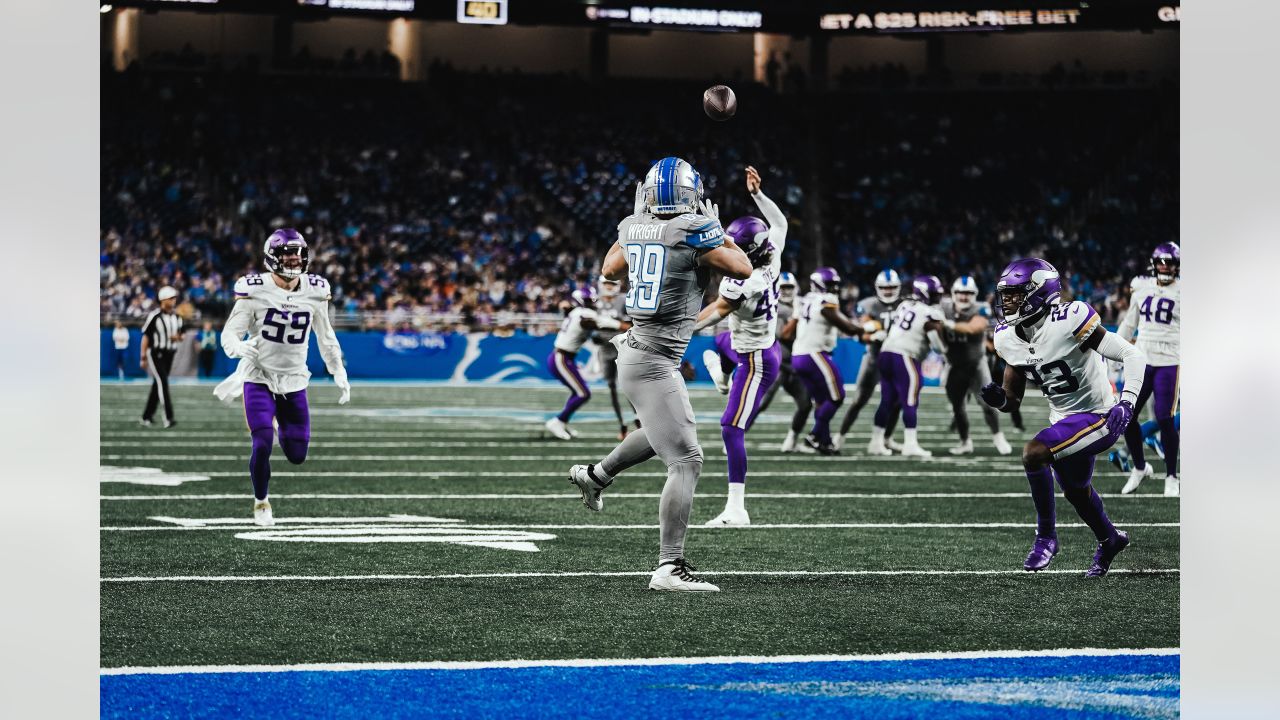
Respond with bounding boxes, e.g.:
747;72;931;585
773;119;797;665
698;198;719;222
1105;400;1134;435
633;181;644;215
334;372;351;405
230;337;260;363
979;382;1008;410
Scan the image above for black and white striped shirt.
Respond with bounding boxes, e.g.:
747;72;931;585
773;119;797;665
142;310;183;352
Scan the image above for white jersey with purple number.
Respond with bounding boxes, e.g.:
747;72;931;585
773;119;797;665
881;299;946;361
1117;276;1179;366
225;273;342;394
719;268;779;353
792;291;840;355
554;307;619;353
994;301;1114;422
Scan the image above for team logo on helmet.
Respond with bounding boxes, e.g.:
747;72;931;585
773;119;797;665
912;275;945;305
809;267;841;294
725;216;773;268
996;258;1062;327
1151;242;1180;285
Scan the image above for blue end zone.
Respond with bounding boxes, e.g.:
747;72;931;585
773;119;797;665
102;653;1178;719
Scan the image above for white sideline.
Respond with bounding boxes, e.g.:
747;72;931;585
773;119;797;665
99;492;1181;501
102;521;1182;532
101;568;1180;583
100;646;1179;677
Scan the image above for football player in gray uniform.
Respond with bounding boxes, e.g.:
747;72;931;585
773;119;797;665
567;157;752;592
940;276;1013;455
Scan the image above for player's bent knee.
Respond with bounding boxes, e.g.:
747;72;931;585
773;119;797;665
281;438;309;464
1022;440;1051;469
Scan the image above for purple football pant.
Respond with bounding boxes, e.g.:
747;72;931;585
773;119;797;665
243;382;311;501
874;351;923;430
1123;364;1180;477
793;351;845;444
1026;411;1126;542
715;333;781;486
547;349;591;422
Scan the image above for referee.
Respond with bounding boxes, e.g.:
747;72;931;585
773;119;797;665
140;286;184;428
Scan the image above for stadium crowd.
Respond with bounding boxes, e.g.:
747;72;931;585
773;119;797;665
101;62;1176;329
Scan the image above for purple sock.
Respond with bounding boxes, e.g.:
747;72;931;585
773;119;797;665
249;428;273;500
558;392;590;423
1025;465;1057;538
1062;485;1117;542
1158;417;1179;476
722;426;747;486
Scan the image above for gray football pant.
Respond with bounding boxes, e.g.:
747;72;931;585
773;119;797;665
944;360;1000;441
597;344;703;562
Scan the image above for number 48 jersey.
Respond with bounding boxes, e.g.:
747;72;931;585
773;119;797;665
227;273;343;394
1117;276;1179;366
993;301;1114;422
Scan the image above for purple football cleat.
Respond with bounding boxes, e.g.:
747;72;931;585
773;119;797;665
1084;530;1131;578
1023;535;1060;572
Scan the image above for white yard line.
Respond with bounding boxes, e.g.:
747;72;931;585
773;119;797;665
98;470;1038;478
101;454;1016;464
101;568;1180;584
99;646;1179;676
101;521;1182;532
100;492;1179;501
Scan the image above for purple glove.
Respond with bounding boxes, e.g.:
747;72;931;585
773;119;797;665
979;382;1007;410
1105;400;1134;435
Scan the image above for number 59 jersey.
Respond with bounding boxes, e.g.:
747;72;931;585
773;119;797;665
1117;276;1179;366
616;211;724;360
231;273;335;390
993;301;1114;422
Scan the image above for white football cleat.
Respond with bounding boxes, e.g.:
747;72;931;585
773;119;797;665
1121;463;1153;494
705;507;750;526
565;424;580;439
992;432;1013;456
648;559;720;592
545;417;573;440
780;431;797;453
949;439;974;455
253;500;274;527
866;439;893;456
886;437;904;452
703;350;729;394
832;433;846;452
900;442;933;458
568;464;608;511
1163;475;1180;497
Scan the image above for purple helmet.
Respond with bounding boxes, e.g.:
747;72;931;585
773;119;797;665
996;258;1063;326
571;286;598;308
1151;242;1180;284
263;228;310;279
725;216;773;267
809;267;841;293
911;275;945;305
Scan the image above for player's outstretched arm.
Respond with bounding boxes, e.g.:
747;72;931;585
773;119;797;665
700;239;752;280
693;296;739;333
943;314;990;336
1084;327;1147;407
602;241;628;281
924;319;947;353
820;306;865;338
746;165;788;251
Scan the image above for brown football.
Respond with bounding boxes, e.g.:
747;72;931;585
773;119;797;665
702;85;737;121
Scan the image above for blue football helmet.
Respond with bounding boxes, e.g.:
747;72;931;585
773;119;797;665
642;157;705;215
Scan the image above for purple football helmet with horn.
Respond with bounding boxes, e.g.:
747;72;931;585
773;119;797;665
263;228;310;279
996;258;1063;327
809;267;841;293
571;285;598;308
911;274;945;305
725;215;773;268
1151;242;1180;285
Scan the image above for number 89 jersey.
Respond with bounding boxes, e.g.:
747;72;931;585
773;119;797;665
232;272;332;381
617;210;724;360
993;301;1114;422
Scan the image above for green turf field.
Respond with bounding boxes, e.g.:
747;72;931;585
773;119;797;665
100;382;1179;670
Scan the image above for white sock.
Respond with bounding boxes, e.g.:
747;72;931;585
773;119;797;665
870;426;885;445
905;428;919;446
727;483;745;511
784;430;796;444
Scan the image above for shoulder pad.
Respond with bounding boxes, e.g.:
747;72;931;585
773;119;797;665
977;303;992;318
678;214;725;250
1062;301;1101;341
994;323;1010;334
1131;275;1156;290
233;274;266;298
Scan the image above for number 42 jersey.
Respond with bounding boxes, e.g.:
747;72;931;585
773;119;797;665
993;301;1113;422
224;273;344;394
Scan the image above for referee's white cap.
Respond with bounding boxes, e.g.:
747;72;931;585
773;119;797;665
158;286;178;302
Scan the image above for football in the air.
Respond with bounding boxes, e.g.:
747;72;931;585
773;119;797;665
703;85;737;121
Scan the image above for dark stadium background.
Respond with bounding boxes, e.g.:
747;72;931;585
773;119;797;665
99;0;1177;375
